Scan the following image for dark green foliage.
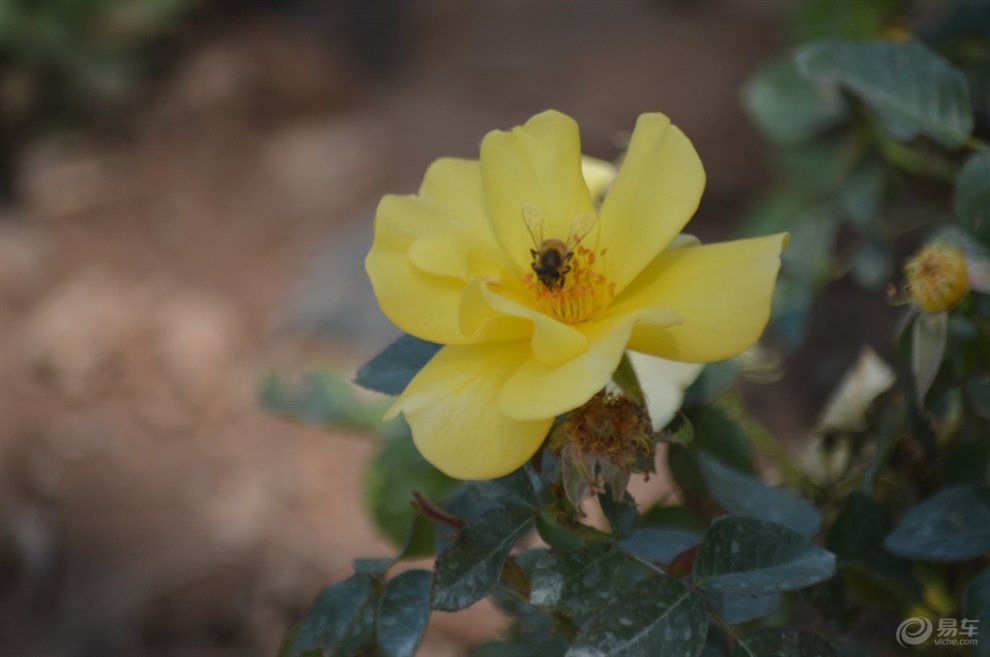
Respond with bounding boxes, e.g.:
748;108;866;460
355;334;442;395
693;517;836;595
796;40;973;148
955;150;990;243
430;508;534;611
568;576;708;657
731;627;836;657
377;570;432;657
699;454;822;537
620;528;701;565
523;545;628;615
284;574;377;657
883;484;990;561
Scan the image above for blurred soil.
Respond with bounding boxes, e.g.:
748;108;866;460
0;2;795;655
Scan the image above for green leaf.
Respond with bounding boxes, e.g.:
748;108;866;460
850;240;893;290
702;590;781;625
536;507;613;553
397;515;436;561
286;574;377;657
639;505;708;535
731;627;837;657
472;636;567;657
699;454;822;538
363;426;458;550
524;545;628;616
840;164;887;233
825;493;913;585
912;311;948;407
355;334;442;395
693;517;836;595
795;40;973;148
682;361;739;408
568;575;707;657
431;508;534;611
831;640;871;657
794;0;891;41
967;374;990;421
742;56;847;145
955;150;990;243
883;484;990;561
668;406;755;506
377;569;432;657
445;470;539;528
354;558;393;575
620;528;701;565
964;566;990;657
598;490;639;540
260;370;384;429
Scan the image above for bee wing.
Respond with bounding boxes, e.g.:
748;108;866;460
567;212;598;249
522;202;545;249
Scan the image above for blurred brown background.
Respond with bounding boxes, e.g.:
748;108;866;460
0;1;795;655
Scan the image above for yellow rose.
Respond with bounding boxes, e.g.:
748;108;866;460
366;110;787;479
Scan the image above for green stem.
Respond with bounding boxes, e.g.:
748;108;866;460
702;599;741;644
624;551;667;577
877;134;958;183
722;393;808;490
965;135;988;152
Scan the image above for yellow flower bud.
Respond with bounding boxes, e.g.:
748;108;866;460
904;243;969;313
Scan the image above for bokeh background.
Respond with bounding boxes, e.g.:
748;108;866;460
0;1;902;655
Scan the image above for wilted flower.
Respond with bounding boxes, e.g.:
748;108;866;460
366;110;787;479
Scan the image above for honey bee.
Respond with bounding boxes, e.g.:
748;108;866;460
523;203;597;289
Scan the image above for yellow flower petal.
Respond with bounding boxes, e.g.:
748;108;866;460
366;220;475;344
481;110;597;272
387;342;553;480
617;233;788;362
408;233;519;283
472;283;588;365
413;157;494;239
627;352;703;431
597;113;706;294
498;308;680;421
367;158;503;344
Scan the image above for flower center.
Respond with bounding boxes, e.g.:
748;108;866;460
524;245;615;324
551;391;654;462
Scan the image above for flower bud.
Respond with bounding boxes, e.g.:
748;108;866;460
904;243;969;313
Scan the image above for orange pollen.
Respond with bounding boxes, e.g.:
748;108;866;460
524;246;615;324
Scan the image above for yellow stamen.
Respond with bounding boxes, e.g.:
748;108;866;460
524;246;615;324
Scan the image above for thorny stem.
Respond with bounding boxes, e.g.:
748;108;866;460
702;599;741;644
624;551;667;577
410;492;465;529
